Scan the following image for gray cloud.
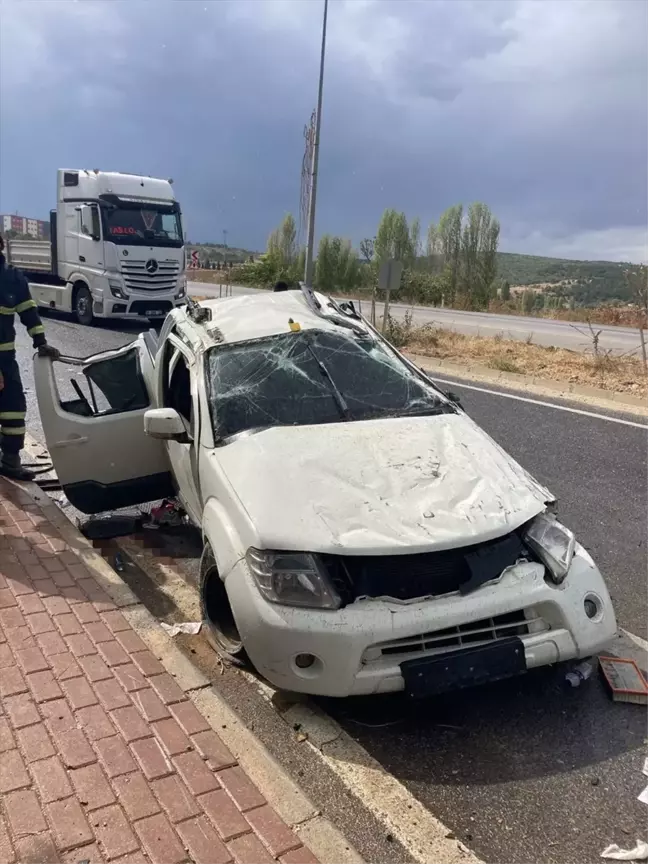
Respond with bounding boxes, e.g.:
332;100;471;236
0;0;646;261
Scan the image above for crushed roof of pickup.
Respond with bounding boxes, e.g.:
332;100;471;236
192;289;368;346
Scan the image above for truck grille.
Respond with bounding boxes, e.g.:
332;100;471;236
120;259;180;292
362;609;549;664
323;530;530;605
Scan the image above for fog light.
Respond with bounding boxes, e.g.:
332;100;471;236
109;282;128;300
295;653;316;669
584;597;599;619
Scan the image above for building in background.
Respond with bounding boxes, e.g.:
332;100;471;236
1;213;49;238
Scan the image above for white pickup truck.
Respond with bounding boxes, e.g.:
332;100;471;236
34;288;617;698
6;168;187;326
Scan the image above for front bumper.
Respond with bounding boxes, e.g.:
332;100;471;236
92;277;185;318
98;294;184;319
225;544;617;697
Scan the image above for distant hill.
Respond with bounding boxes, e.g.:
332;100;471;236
190;241;632;306
496;252;630;305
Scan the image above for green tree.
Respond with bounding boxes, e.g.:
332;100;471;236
315;235;361;294
457;202;500;308
359;238;374;264
374;209;412;264
522;289;535;314
501;279;511;301
279;213;297;266
436;205;463;301
409;217;421;263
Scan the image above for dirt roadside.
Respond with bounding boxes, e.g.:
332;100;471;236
396;324;647;400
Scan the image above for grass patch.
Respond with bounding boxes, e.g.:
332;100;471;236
488;357;522;374
405;325;646;398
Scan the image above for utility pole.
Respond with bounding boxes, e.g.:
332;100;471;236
304;0;328;287
222;229;228;248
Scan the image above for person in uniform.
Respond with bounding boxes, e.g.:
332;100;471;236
0;233;60;480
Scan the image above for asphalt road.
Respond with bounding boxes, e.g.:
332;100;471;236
14;311;648;864
188;280;645;356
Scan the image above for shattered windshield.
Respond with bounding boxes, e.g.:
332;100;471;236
206;329;450;440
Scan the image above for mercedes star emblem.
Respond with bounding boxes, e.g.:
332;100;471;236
145;259;158;274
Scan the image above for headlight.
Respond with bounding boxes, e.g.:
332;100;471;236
246;549;341;609
109;281;127;300
524;513;575;584
175;278;187;299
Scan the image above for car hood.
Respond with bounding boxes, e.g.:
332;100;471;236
212;414;554;555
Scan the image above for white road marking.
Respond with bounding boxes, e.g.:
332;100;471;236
244;672;481;864
432;378;648;429
623;628;648;652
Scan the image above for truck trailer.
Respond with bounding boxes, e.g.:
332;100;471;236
6;169;187;326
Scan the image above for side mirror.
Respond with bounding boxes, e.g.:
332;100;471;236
144;408;189;442
445;390;462;405
79;204;101;241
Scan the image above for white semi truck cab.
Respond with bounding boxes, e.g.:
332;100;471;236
6;169;187;325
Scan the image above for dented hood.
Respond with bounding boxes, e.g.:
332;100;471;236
213;414;554;555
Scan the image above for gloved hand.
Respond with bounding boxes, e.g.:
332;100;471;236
38;343;61;360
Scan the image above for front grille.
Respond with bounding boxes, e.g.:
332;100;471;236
120;259;180;292
363;609;549;663
325;530;529;605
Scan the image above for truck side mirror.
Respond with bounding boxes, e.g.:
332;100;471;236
79;205;101;241
90;205;101;241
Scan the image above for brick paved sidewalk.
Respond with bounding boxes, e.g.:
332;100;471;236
0;478;318;864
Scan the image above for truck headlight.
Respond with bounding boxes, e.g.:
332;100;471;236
246;549;341;609
524;513;575;584
175;278;187;300
109;281;128;300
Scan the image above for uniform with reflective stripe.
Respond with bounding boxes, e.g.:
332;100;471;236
0;360;27;453
0;258;47;360
0;256;47;456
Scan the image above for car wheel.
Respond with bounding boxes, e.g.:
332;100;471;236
74;285;94;326
199;544;248;667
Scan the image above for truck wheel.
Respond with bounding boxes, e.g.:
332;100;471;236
74;285;94;326
199;544;248;667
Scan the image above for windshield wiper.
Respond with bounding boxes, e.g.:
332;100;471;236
393;403;455;418
305;343;350;421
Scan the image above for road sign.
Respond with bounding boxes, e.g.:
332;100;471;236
378;259;403;334
378;259;403;293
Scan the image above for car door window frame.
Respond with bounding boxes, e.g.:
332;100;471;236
57;345;151;419
161;332;197;439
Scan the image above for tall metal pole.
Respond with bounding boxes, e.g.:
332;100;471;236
304;0;328;287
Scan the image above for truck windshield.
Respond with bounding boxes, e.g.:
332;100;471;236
206;329;451;440
101;206;183;247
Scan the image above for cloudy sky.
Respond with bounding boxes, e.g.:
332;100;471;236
0;0;646;261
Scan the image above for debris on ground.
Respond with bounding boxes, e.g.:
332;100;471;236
79;514;141;540
565;660;593;687
143;498;186;529
160;621;202;636
638;786;648;806
599;656;648;704
600;840;648;861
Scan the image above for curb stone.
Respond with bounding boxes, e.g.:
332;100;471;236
18;474;364;864
406;353;647;415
